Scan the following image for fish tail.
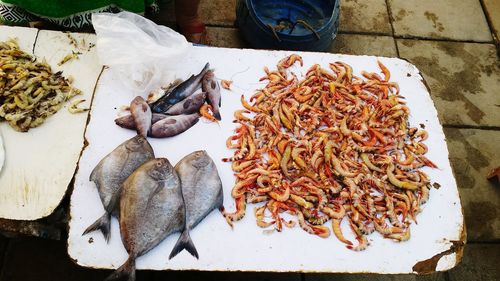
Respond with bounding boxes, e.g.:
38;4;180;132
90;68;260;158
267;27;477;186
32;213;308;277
82;213;111;242
104;256;136;281
202;62;210;73
169;229;199;260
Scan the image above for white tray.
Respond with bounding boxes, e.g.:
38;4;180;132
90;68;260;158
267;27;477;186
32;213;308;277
68;46;464;274
0;27;102;220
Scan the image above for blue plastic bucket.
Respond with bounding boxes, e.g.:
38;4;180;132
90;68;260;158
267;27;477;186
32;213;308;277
236;0;340;51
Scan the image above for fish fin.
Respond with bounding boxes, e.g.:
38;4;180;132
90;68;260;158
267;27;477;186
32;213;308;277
82;213;111;242
169;229;199;260
202;62;210;73
89;164;99;183
217;194;224;211
104;256;136;281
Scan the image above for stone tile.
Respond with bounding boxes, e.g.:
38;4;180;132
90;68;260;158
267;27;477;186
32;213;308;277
200;0;237;27
397;39;500;127
388;0;492;41
152;0;236;27
0;237;154;281
206;27;248;49
447;244;500;281
329;34;397;57
483;0;500;46
304;272;447;281
154;270;301;281
443;128;500;241
339;0;392;35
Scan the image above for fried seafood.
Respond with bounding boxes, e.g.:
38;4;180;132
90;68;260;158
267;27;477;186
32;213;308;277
0;39;81;132
223;55;437;250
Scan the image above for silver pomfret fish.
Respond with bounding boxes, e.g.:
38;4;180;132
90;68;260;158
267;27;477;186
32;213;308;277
84;135;154;242
105;158;185;281
169;150;224;259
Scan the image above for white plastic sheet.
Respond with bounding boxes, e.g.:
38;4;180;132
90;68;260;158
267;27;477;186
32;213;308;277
92;11;191;96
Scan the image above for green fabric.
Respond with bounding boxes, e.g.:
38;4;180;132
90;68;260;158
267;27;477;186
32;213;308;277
2;0;155;18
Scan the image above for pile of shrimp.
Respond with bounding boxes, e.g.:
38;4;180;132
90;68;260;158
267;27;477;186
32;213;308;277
222;54;437;251
0;39;82;132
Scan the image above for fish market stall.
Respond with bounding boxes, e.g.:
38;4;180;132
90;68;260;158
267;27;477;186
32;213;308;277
0;26;102;221
0;17;464;276
68;45;465;274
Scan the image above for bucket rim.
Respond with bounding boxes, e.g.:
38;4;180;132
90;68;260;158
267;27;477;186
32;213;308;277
245;0;339;41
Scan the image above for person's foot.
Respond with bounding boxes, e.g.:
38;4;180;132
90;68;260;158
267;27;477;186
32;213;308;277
177;16;211;45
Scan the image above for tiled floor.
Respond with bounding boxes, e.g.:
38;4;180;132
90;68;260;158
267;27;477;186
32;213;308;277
397;40;500;126
388;0;492;41
339;0;392;35
1;0;500;280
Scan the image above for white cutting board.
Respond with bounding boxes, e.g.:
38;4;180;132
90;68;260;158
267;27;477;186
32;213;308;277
68;46;464;274
0;26;102;220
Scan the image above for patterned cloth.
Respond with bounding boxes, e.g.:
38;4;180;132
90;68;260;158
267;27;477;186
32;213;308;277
0;0;156;29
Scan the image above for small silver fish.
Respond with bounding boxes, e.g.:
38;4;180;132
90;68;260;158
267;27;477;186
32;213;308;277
165;91;206;115
202;70;221;120
84;135;154;242
106;158;185;281
130;96;152;137
150;113;199;138
169;150;224;259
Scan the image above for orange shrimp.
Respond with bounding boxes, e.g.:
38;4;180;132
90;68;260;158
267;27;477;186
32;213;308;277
221;80;233;90
199;104;218;123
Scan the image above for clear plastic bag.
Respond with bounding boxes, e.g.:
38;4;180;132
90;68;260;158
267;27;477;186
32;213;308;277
92;11;191;96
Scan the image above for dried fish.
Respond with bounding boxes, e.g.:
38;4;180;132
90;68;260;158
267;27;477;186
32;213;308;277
68;99;89;113
58;51;81;66
0;39;81;132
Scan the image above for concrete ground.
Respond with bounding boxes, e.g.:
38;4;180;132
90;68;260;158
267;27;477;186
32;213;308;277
1;0;499;280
